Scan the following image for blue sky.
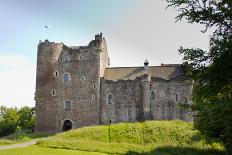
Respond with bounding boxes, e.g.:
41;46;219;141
0;0;211;107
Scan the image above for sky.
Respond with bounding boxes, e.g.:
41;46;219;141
0;0;211;108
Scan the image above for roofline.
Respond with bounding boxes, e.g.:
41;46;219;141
105;64;182;69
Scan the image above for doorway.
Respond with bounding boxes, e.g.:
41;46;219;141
62;120;72;131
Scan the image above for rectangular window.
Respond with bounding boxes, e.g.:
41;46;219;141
64;73;70;81
64;101;72;110
107;95;112;104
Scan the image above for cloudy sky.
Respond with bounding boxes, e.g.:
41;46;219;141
0;0;211;107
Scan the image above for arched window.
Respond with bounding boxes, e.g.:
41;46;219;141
151;91;155;100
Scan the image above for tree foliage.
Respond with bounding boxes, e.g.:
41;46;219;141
0;107;19;137
18;106;35;130
166;0;232;154
0;106;35;137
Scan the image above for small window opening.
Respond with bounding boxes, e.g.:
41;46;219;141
151;91;155;100
64;101;72;110
107;95;112;104
176;95;178;102
54;71;58;78
52;89;56;96
93;83;96;89
79;55;82;60
64;73;70;82
81;76;85;82
91;94;95;100
64;54;69;62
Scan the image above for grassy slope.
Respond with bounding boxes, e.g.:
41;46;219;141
0;130;52;145
38;121;224;155
0;145;107;155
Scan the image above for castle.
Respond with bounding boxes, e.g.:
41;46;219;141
35;33;193;133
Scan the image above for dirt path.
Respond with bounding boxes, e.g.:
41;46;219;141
0;140;37;150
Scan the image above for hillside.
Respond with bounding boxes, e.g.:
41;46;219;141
37;121;224;155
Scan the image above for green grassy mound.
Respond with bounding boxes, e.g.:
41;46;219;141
37;121;224;155
0;130;52;145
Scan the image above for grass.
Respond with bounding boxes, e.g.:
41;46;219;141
37;120;225;155
0;145;107;155
0;130;53;145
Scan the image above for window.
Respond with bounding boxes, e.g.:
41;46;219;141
53;71;59;78
64;54;69;62
176;95;178;102
107;95;112;104
151;91;155;100
51;89;56;96
79;55;82;60
91;94;95;100
64;73;70;82
93;83;96;89
64;100;72;110
81;76;85;82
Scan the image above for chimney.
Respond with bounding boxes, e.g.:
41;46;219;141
144;59;149;69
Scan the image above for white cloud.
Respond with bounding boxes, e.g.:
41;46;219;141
0;54;36;108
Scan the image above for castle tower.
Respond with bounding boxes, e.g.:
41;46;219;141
35;34;109;133
35;40;63;132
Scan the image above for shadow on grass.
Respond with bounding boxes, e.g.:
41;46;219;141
125;146;225;155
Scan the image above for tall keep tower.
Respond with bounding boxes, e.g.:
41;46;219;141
35;34;109;133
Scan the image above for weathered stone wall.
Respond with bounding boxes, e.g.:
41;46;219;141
100;77;144;124
99;75;193;125
35;36;109;132
35;34;193;133
35;41;63;133
58;44;100;131
150;78;193;121
99;38;109;77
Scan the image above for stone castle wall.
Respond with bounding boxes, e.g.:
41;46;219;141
35;34;193;133
150;77;193;122
99;75;193;125
35;36;109;132
35;41;63;132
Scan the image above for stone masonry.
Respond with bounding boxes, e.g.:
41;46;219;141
34;33;193;133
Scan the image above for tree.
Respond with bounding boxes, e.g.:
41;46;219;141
166;0;232;154
18;106;35;130
0;107;19;137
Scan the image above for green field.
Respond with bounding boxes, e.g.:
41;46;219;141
0;145;107;155
0;130;52;145
37;120;224;155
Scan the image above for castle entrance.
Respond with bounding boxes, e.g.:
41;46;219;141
62;120;72;131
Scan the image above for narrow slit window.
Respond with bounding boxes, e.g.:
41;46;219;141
81;76;85;82
54;71;58;78
176;95;178;102
52;90;56;96
91;94;95;100
151;91;155;100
